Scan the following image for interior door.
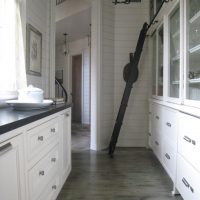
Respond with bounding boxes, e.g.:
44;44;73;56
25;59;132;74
72;54;82;123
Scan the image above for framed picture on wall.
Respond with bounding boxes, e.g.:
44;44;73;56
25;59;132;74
26;24;42;76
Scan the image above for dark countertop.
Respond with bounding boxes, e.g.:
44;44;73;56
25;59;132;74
0;103;72;135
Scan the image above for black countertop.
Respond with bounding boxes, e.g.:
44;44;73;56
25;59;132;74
0;103;72;135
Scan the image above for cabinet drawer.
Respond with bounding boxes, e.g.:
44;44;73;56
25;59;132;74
162;108;177;148
28;144;59;200
177;154;200;200
162;141;176;181
27;117;59;161
152;132;162;162
37;174;60;200
178;113;200;172
152;104;162;134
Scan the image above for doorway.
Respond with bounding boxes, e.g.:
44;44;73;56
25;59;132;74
72;54;82;123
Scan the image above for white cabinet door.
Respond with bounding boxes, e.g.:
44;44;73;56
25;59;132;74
61;108;71;184
0;134;25;200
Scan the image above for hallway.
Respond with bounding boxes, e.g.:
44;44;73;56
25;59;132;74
57;148;183;200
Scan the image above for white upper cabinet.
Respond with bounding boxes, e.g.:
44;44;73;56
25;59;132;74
184;0;200;105
166;1;184;103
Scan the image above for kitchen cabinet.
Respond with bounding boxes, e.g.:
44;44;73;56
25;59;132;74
61;109;71;185
0;134;25;200
0;107;71;200
185;0;200;104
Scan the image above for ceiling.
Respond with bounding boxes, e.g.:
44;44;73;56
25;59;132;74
56;8;91;45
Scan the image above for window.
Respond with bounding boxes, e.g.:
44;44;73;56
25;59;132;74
0;0;26;100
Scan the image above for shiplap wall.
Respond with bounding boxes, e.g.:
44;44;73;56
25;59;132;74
114;1;150;147
100;0;115;148
26;0;51;98
55;38;90;125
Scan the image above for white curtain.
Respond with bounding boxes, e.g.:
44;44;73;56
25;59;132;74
0;0;27;99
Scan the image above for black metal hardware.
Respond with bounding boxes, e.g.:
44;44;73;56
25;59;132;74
108;23;149;157
183;136;192;143
165;153;170;160
51;128;56;133
192;140;196;145
38;136;44;141
148;133;152;136
156;116;160;120
166;122;171;127
0;143;12;156
39;171;45;176
55;78;68;103
155;141;159;146
113;0;141;5
182;178;190;188
190;186;194;193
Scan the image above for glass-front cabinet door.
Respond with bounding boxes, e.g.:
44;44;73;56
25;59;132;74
168;4;180;99
157;25;164;97
186;0;200;101
152;32;157;96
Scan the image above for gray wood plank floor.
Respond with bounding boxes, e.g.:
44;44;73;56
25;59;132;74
57;148;183;200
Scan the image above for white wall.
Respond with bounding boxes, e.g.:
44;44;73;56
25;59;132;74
114;1;150;147
100;0;115;149
26;0;52;98
56;37;90;125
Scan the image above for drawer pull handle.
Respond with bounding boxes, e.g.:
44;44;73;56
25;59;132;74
66;113;69;117
156;116;159;120
182;178;189;188
38;136;44;141
192;140;196;146
166;122;171;127
51;157;56;162
51;128;56;133
39;171;45;176
183;136;191;143
52;185;57;190
155;141;159;146
0;143;12;157
190;186;194;193
165;153;170;160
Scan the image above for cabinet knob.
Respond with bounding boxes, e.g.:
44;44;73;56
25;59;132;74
155;141;159;146
51;128;56;133
38;136;44;141
148;133;152;136
66;113;69;117
52;185;57;190
51;157;56;162
166;122;171;127
39;171;45;176
156;116;159;120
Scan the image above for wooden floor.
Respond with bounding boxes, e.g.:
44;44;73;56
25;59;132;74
57;148;183;200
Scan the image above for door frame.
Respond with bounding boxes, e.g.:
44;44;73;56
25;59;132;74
69;52;84;124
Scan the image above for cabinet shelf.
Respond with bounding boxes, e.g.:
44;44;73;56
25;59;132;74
171;55;180;61
172;80;180;85
189;78;200;84
189;10;200;24
189;44;200;54
172;30;180;38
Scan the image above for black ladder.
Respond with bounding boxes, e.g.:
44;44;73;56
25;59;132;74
108;22;149;157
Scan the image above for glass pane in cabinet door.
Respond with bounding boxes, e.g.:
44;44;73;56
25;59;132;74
169;5;180;98
158;25;164;97
152;33;156;96
187;0;200;100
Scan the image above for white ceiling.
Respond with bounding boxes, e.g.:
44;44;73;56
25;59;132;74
56;0;91;44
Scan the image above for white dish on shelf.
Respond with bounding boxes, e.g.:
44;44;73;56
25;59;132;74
6;99;53;110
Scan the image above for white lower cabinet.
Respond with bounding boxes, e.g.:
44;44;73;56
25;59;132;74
61;109;71;184
0;107;71;200
177;154;200;200
0;134;25;200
